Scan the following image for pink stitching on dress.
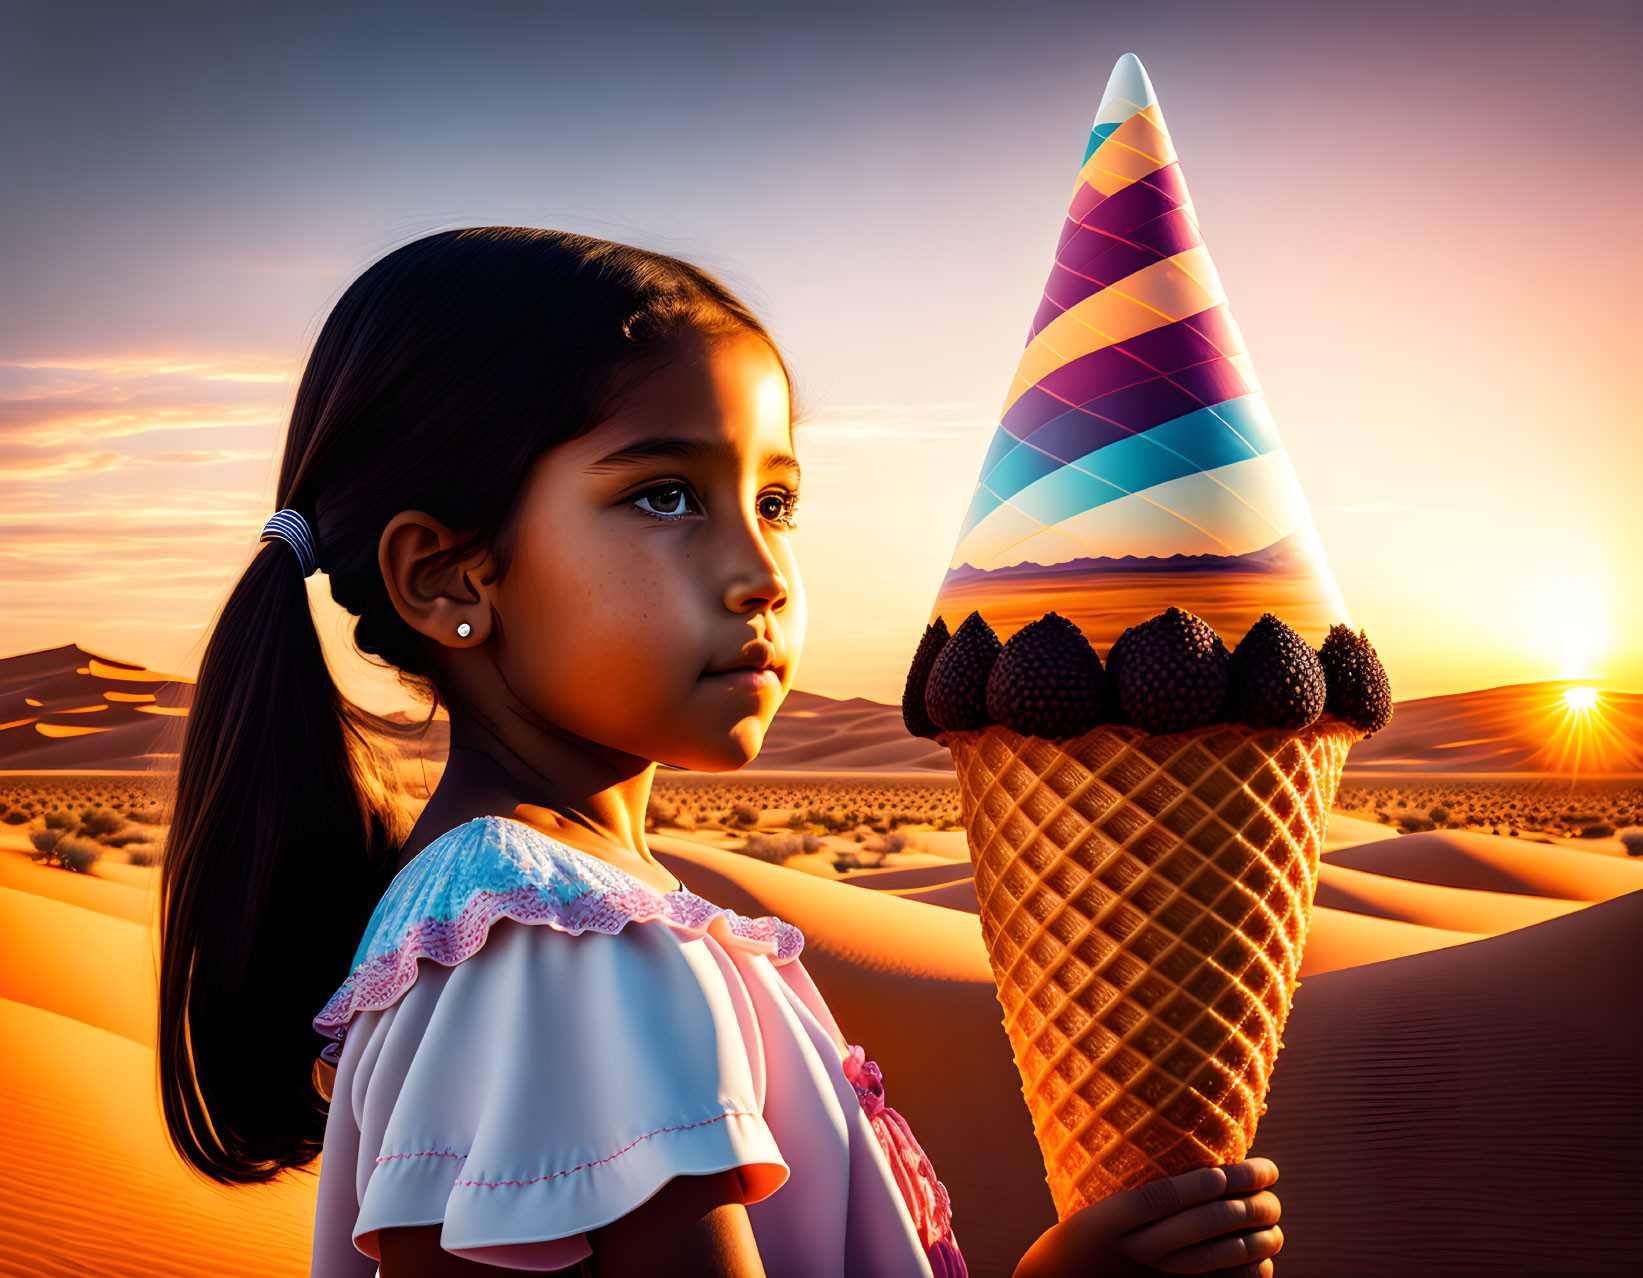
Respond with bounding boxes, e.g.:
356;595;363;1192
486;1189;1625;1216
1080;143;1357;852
374;1110;760;1188
376;1146;465;1164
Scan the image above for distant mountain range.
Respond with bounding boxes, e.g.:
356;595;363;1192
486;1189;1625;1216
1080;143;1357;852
940;527;1319;584
1;642;1637;777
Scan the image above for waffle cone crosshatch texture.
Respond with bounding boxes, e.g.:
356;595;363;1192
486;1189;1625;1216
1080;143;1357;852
938;716;1362;1218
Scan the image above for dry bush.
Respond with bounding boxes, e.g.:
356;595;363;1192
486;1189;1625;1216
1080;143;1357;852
740;833;818;865
1337;778;1641;838
79;806;124;837
644;795;680;831
102;823;157;848
54;835;103;873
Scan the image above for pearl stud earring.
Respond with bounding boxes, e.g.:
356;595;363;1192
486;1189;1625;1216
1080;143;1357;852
457;622;471;638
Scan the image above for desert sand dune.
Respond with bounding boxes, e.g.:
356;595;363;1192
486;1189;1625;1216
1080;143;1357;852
878;878;990;912
1250;888;1643;1275
1299;904;1487;978
1342;680;1643;773
1321;811;1400;850
1316;860;1588;933
3;822;1638;1276
0;996;317;1278
1322;829;1643;900
0;886;155;1047
834;861;978;891
0;845;154;927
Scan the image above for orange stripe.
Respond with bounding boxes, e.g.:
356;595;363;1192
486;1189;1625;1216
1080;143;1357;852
999;243;1231;417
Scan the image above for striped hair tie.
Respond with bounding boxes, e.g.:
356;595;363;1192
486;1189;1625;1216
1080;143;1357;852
261;508;319;577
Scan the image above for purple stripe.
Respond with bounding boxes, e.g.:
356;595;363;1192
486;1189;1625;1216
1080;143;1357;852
1033;163;1195;339
1002;306;1243;441
1054;181;1110;256
1079;160;1192;241
1058;203;1199;278
1034;207;1201;321
1000;353;1256;463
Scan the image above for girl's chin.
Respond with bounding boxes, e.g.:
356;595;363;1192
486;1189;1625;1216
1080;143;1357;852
675;720;768;772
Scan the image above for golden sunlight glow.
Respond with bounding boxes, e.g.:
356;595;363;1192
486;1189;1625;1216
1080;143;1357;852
1533;684;1643;779
1562;685;1599;711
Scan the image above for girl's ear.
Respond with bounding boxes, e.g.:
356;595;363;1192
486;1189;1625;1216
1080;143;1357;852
378;510;494;648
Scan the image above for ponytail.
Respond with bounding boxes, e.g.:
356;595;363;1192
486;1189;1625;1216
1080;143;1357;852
157;534;406;1183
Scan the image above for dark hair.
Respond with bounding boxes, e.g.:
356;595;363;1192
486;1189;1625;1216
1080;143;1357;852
156;226;805;1185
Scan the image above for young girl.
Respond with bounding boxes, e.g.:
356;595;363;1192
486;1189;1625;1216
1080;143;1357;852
155;226;1285;1278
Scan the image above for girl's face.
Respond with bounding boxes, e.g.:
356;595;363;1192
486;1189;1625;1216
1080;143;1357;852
486;327;805;771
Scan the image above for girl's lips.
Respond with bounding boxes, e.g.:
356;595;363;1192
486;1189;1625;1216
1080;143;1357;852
706;667;779;693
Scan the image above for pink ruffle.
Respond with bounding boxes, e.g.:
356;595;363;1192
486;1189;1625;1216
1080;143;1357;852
314;881;804;1051
842;1043;965;1273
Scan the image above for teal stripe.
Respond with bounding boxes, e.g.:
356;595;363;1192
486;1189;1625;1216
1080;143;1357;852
955;484;1004;542
986;395;1282;528
983;437;1062;497
1083;121;1121;166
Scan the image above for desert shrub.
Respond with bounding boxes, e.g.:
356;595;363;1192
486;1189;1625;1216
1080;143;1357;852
43;810;79;832
80;805;125;836
1396;811;1436;834
125;843;163;867
879;830;912;854
740;833;814;865
29;827;64;855
1579;824;1615;839
1619;830;1643;857
644;795;680;831
127;805;166;824
727;801;760;828
55;836;103;873
102;824;154;848
2;808;28;825
1428;806;1449;824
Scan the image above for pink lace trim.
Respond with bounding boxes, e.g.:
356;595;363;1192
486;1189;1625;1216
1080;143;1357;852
314;881;804;1051
842;1042;963;1271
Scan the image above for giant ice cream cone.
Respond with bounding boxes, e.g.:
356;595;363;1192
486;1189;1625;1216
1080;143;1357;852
938;716;1359;1218
904;53;1391;1220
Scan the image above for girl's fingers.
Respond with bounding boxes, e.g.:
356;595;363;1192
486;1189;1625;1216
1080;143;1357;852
1104;1160;1279;1234
1154;1223;1285;1274
1113;1191;1281;1266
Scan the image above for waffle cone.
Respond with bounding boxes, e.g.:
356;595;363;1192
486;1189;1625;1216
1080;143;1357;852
936;713;1361;1219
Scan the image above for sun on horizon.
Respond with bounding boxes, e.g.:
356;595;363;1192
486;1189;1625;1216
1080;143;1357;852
1562;685;1600;712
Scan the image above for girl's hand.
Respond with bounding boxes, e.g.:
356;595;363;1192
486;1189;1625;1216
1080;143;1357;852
1013;1157;1284;1278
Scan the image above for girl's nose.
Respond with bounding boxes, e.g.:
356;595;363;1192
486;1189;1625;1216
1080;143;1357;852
722;511;789;614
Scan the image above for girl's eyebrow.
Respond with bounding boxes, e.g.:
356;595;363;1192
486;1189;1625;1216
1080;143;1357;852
585;434;801;482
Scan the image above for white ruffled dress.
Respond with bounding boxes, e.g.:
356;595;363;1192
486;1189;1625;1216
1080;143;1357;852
307;814;966;1276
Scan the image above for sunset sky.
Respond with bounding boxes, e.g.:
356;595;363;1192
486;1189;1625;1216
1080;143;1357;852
2;0;1638;715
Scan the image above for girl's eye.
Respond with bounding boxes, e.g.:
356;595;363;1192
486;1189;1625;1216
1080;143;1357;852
633;482;800;529
759;489;800;529
632;482;701;520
